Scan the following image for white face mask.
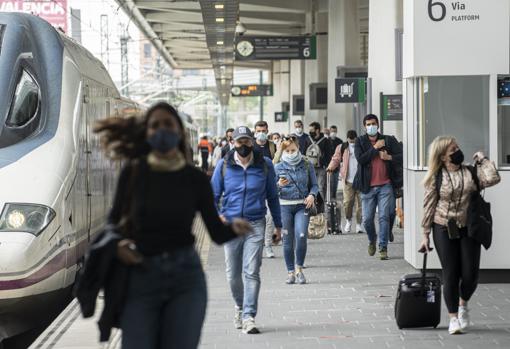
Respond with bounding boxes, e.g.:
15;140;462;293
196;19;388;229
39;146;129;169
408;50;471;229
295;127;303;135
255;132;268;142
366;125;378;136
282;151;302;165
330;132;337;139
221;140;227;146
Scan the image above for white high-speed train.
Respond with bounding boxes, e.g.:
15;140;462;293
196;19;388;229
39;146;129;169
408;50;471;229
0;13;197;341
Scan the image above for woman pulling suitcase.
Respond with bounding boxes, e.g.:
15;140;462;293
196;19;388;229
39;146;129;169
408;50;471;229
420;136;500;335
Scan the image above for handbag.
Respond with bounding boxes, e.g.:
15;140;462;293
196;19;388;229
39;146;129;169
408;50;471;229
307;213;327;239
466;166;492;249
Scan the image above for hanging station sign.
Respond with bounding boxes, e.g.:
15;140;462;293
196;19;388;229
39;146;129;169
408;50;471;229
403;0;509;77
235;36;317;61
274;112;289;123
231;84;273;97
335;78;366;103
0;0;68;32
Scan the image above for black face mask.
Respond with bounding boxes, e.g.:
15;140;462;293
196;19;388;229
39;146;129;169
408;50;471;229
309;131;317;138
235;144;253;158
450;149;464;165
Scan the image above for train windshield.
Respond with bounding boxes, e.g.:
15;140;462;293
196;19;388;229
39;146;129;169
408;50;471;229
6;69;40;127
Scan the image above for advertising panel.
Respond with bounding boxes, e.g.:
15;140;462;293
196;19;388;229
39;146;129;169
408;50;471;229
0;0;68;32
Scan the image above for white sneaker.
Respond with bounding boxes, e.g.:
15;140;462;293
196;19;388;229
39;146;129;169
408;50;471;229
459;306;470;330
264;246;275;258
356;223;364;234
344;219;352;233
448;317;463;335
242;317;260;334
234;306;242;329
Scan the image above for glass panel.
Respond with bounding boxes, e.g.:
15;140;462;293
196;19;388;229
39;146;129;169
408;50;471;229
420;76;490;165
6;70;40;127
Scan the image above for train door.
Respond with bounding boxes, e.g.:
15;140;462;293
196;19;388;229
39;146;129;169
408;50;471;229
84;85;92;241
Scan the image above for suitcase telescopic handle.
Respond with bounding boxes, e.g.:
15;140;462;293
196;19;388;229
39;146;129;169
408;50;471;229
421;252;428;292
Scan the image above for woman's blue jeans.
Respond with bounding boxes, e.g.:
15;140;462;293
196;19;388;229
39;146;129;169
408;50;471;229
120;246;207;349
281;204;309;272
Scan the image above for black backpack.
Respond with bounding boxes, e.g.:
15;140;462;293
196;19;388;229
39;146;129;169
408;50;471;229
435;166;492;249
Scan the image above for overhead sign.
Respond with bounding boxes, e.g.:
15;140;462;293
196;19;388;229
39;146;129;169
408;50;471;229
235;36;317;61
231;84;273;97
275;112;288;123
335;78;366;103
0;0;68;32
381;94;403;121
403;0;509;77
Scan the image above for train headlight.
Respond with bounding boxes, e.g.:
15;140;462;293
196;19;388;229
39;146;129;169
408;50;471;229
7;210;25;229
0;204;56;235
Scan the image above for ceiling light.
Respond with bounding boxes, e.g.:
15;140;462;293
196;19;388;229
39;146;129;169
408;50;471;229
216;40;224;45
215;4;224;9
216;17;224;23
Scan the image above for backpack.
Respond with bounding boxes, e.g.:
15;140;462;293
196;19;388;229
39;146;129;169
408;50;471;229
306;136;325;168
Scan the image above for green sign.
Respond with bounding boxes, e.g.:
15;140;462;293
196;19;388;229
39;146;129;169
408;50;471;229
275;112;289;122
381;94;403;121
335;78;366;103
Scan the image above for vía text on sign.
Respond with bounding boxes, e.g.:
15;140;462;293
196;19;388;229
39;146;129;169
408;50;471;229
428;1;480;22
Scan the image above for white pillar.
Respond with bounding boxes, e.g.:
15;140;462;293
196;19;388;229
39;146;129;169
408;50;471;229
267;60;291;134
368;0;403;139
327;0;361;139
304;3;328;127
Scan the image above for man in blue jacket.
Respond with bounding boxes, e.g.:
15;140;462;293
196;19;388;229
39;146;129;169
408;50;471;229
211;126;282;335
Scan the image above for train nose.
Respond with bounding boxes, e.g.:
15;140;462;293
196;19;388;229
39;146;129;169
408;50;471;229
0;233;35;275
0;232;37;288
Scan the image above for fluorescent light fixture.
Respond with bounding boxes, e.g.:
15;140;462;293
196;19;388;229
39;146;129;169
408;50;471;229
216;40;224;45
215;4;224;9
216;17;224;23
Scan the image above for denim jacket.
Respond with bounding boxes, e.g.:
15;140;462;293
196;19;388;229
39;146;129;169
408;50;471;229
274;159;319;201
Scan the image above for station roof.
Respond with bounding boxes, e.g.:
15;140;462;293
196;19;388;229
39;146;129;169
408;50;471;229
115;0;368;105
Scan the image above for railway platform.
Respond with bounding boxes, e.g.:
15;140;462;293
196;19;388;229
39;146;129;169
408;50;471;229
30;220;510;349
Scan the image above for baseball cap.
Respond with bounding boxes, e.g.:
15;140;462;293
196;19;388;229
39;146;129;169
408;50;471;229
233;126;253;141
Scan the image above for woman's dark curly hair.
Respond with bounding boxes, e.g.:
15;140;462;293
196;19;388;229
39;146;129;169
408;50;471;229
94;102;192;162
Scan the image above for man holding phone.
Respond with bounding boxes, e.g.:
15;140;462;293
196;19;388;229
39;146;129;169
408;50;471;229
212;126;282;335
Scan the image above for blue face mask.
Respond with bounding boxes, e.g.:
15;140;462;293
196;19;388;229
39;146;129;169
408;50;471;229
147;129;181;153
282;151;302;166
366;125;378;136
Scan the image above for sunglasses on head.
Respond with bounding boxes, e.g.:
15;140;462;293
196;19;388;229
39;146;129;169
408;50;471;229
283;135;297;141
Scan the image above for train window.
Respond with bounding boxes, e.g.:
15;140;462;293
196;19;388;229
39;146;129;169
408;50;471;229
6;69;40;127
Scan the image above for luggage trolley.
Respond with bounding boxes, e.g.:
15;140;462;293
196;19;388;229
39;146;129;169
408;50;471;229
326;172;342;235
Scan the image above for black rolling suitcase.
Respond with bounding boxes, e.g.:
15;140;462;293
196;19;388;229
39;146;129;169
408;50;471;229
395;252;441;329
326;172;341;235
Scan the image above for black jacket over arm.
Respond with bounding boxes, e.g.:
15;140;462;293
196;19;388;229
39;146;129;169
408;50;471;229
353;133;403;194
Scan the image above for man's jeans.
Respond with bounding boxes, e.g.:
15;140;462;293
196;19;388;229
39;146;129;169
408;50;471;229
281;204;309;272
331;170;340;199
121;247;207;349
315;167;327;202
224;218;265;320
361;183;394;249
